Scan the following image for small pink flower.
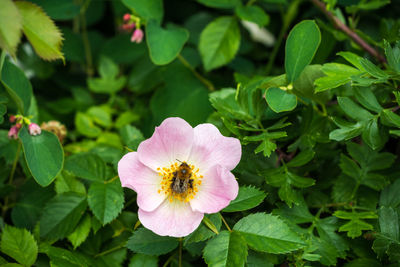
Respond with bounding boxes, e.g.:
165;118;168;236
130;28;144;43
118;117;241;237
9;115;16;123
28;123;41;136
123;13;131;22
8;126;19;139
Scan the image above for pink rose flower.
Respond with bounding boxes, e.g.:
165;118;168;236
118;117;241;237
28;123;41;136
8;126;19;139
130;28;144;43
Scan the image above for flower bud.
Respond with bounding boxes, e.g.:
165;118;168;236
8;126;19;139
123;13;131;21
28;123;41;136
131;28;144;43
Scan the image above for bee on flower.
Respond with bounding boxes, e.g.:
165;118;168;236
118;117;241;237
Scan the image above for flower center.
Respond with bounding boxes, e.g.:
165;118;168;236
157;161;203;202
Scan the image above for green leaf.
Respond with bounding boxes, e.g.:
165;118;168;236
378;206;399;241
87;106;112;128
315;63;361;92
119;125;145;150
87;57;127;94
199;16;240;71
184;214;221;244
286;150;315;167
40;192;87;240
380;179;400;208
19;127;64;187
337;97;374;121
361;118;385;150
67;214;91;249
265;87;297;113
28;0;80;21
233;213;305;253
121;0;163;24
0;0;22;56
1;60;33;115
0;225;38;267
55;171;86;195
337;51;365;70
126;228;179;255
334;210;377;238
64;153;107;181
285;20;321;83
75;112;102;137
15;1;64;61
146;20;189;65
40;244;93;266
359;58;389;79
197;0;240;8
384;40;400;73
235;5;269;27
381;109;400;127
203;231;248;267
128;254;158;267
87;179;124;225
353;87;382;113
223;186;266;212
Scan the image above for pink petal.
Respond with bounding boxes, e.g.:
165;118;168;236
118;152;165;212
138;117;194;171
190;165;238;214
138;200;203;237
188;123;241;172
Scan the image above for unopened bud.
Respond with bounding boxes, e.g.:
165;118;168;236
28;123;41;136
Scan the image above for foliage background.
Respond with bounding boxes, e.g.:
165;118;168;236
1;0;400;266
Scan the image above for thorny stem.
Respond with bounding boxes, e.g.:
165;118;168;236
220;213;232;232
2;142;21;217
311;0;386;63
177;54;215;91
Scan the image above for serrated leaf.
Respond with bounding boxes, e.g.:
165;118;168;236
55;171;86;195
40;192;87;240
40;244;93;266
233;213;305;253
0;0;22;56
285;20;321;83
184;214;221;245
19;127;64;187
359;58;389;79
315;63;361;92
203;231;248;267
128;254;158;267
286;150;315;167
75;112;102;137
88;180;124;225
126;228;179;255
64;153;107;181
67;214;91;249
199;16;240;71
223;186;266;212
380;179;400;208
334;210;377;238
0;225;38;267
15;1;64;61
378;206;399;241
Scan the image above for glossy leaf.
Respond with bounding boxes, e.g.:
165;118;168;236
19;127;64;187
285;20;321;83
203;231;248;267
64;153;107;181
233;213;306;253
223;186;266;212
199;16;240;71
126;228;179;255
146;20;189;65
265;87;297;113
122;0;163;24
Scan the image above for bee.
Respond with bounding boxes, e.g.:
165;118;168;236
171;161;194;194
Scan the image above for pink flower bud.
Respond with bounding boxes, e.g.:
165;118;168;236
130;28;144;43
28;123;41;136
122;23;135;31
8;126;19;140
15;123;22;129
123;13;131;21
9;115;16;123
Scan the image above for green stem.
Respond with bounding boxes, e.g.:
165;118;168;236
94;244;126;258
2;141;22;217
177;54;215;91
265;0;301;75
220;213;232;232
80;0;94;77
105;175;119;184
162;252;177;267
0;50;6;79
179;238;182;267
